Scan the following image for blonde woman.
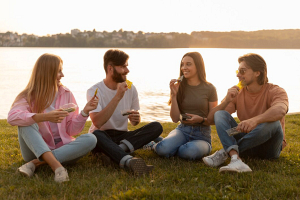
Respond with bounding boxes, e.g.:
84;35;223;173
8;53;99;183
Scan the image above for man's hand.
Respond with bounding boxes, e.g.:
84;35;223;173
116;82;128;100
225;86;240;103
128;110;140;125
237;118;258;133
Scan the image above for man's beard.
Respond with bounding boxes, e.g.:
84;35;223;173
112;67;126;83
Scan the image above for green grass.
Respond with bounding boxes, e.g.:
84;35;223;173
1;115;300;199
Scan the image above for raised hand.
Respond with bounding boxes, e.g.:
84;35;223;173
116;82;128;99
170;79;180;96
225;86;240;103
83;96;99;114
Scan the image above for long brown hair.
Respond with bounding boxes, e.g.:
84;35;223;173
168;52;209;110
12;53;62;113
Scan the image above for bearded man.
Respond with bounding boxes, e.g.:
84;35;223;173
87;49;162;175
202;53;288;173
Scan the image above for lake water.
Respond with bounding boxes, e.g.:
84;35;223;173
0;47;299;122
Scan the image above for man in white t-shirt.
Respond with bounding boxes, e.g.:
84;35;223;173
87;49;163;175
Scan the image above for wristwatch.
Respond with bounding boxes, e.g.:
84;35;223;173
199;117;205;124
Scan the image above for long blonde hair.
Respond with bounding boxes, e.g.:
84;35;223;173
12;53;63;113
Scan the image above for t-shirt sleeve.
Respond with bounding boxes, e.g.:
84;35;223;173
269;85;289;111
131;85;140;111
87;86;102;113
209;84;218;102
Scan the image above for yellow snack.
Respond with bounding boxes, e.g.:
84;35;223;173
94;88;98;96
236;81;244;90
126;80;132;89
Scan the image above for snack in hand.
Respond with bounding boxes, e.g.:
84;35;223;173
177;75;184;82
94;88;98;96
122;111;131;116
236;81;246;90
60;103;77;113
126;80;132;89
63;107;76;113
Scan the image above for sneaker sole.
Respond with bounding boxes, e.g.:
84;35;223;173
219;168;252;173
202;158;216;168
130;158;154;176
18;168;33;177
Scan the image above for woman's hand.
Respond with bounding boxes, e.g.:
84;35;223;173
83;96;99;114
182;113;205;125
44;109;69;123
170;79;180;97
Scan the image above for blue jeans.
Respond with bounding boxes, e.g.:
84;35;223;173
214;110;283;159
154;123;212;160
18;123;97;164
92;122;163;166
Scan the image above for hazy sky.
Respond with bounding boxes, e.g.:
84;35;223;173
1;0;300;36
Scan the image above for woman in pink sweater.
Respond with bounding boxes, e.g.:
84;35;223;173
8;53;98;183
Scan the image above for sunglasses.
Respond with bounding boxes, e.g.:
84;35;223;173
236;68;247;75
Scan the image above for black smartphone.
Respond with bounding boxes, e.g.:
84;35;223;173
180;114;191;121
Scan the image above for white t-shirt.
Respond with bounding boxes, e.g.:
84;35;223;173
87;80;140;132
45;93;61;143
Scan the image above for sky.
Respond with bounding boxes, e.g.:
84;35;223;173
1;0;300;36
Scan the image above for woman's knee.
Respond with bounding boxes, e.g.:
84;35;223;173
81;133;97;149
155;141;174;158
177;142;211;160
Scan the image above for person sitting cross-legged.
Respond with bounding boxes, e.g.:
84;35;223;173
202;53;288;173
87;49;163;176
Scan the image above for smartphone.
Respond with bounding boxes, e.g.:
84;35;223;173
180;114;191;121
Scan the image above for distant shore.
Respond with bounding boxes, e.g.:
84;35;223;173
2;29;300;49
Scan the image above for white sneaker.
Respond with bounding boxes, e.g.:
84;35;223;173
18;162;35;177
54;167;69;183
202;149;229;167
219;155;252;173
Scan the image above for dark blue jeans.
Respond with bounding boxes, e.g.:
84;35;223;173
214;110;283;159
92;122;163;164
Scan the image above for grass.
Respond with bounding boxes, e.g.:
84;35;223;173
0;115;300;199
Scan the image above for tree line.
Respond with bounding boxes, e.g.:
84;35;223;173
5;29;300;48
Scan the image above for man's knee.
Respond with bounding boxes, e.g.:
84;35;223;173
214;110;230;121
149;121;163;136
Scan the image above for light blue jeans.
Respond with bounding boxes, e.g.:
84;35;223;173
18;123;97;164
214;110;283;159
154;123;212;160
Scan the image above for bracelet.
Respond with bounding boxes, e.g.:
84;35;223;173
80;110;89;117
199;117;205;124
